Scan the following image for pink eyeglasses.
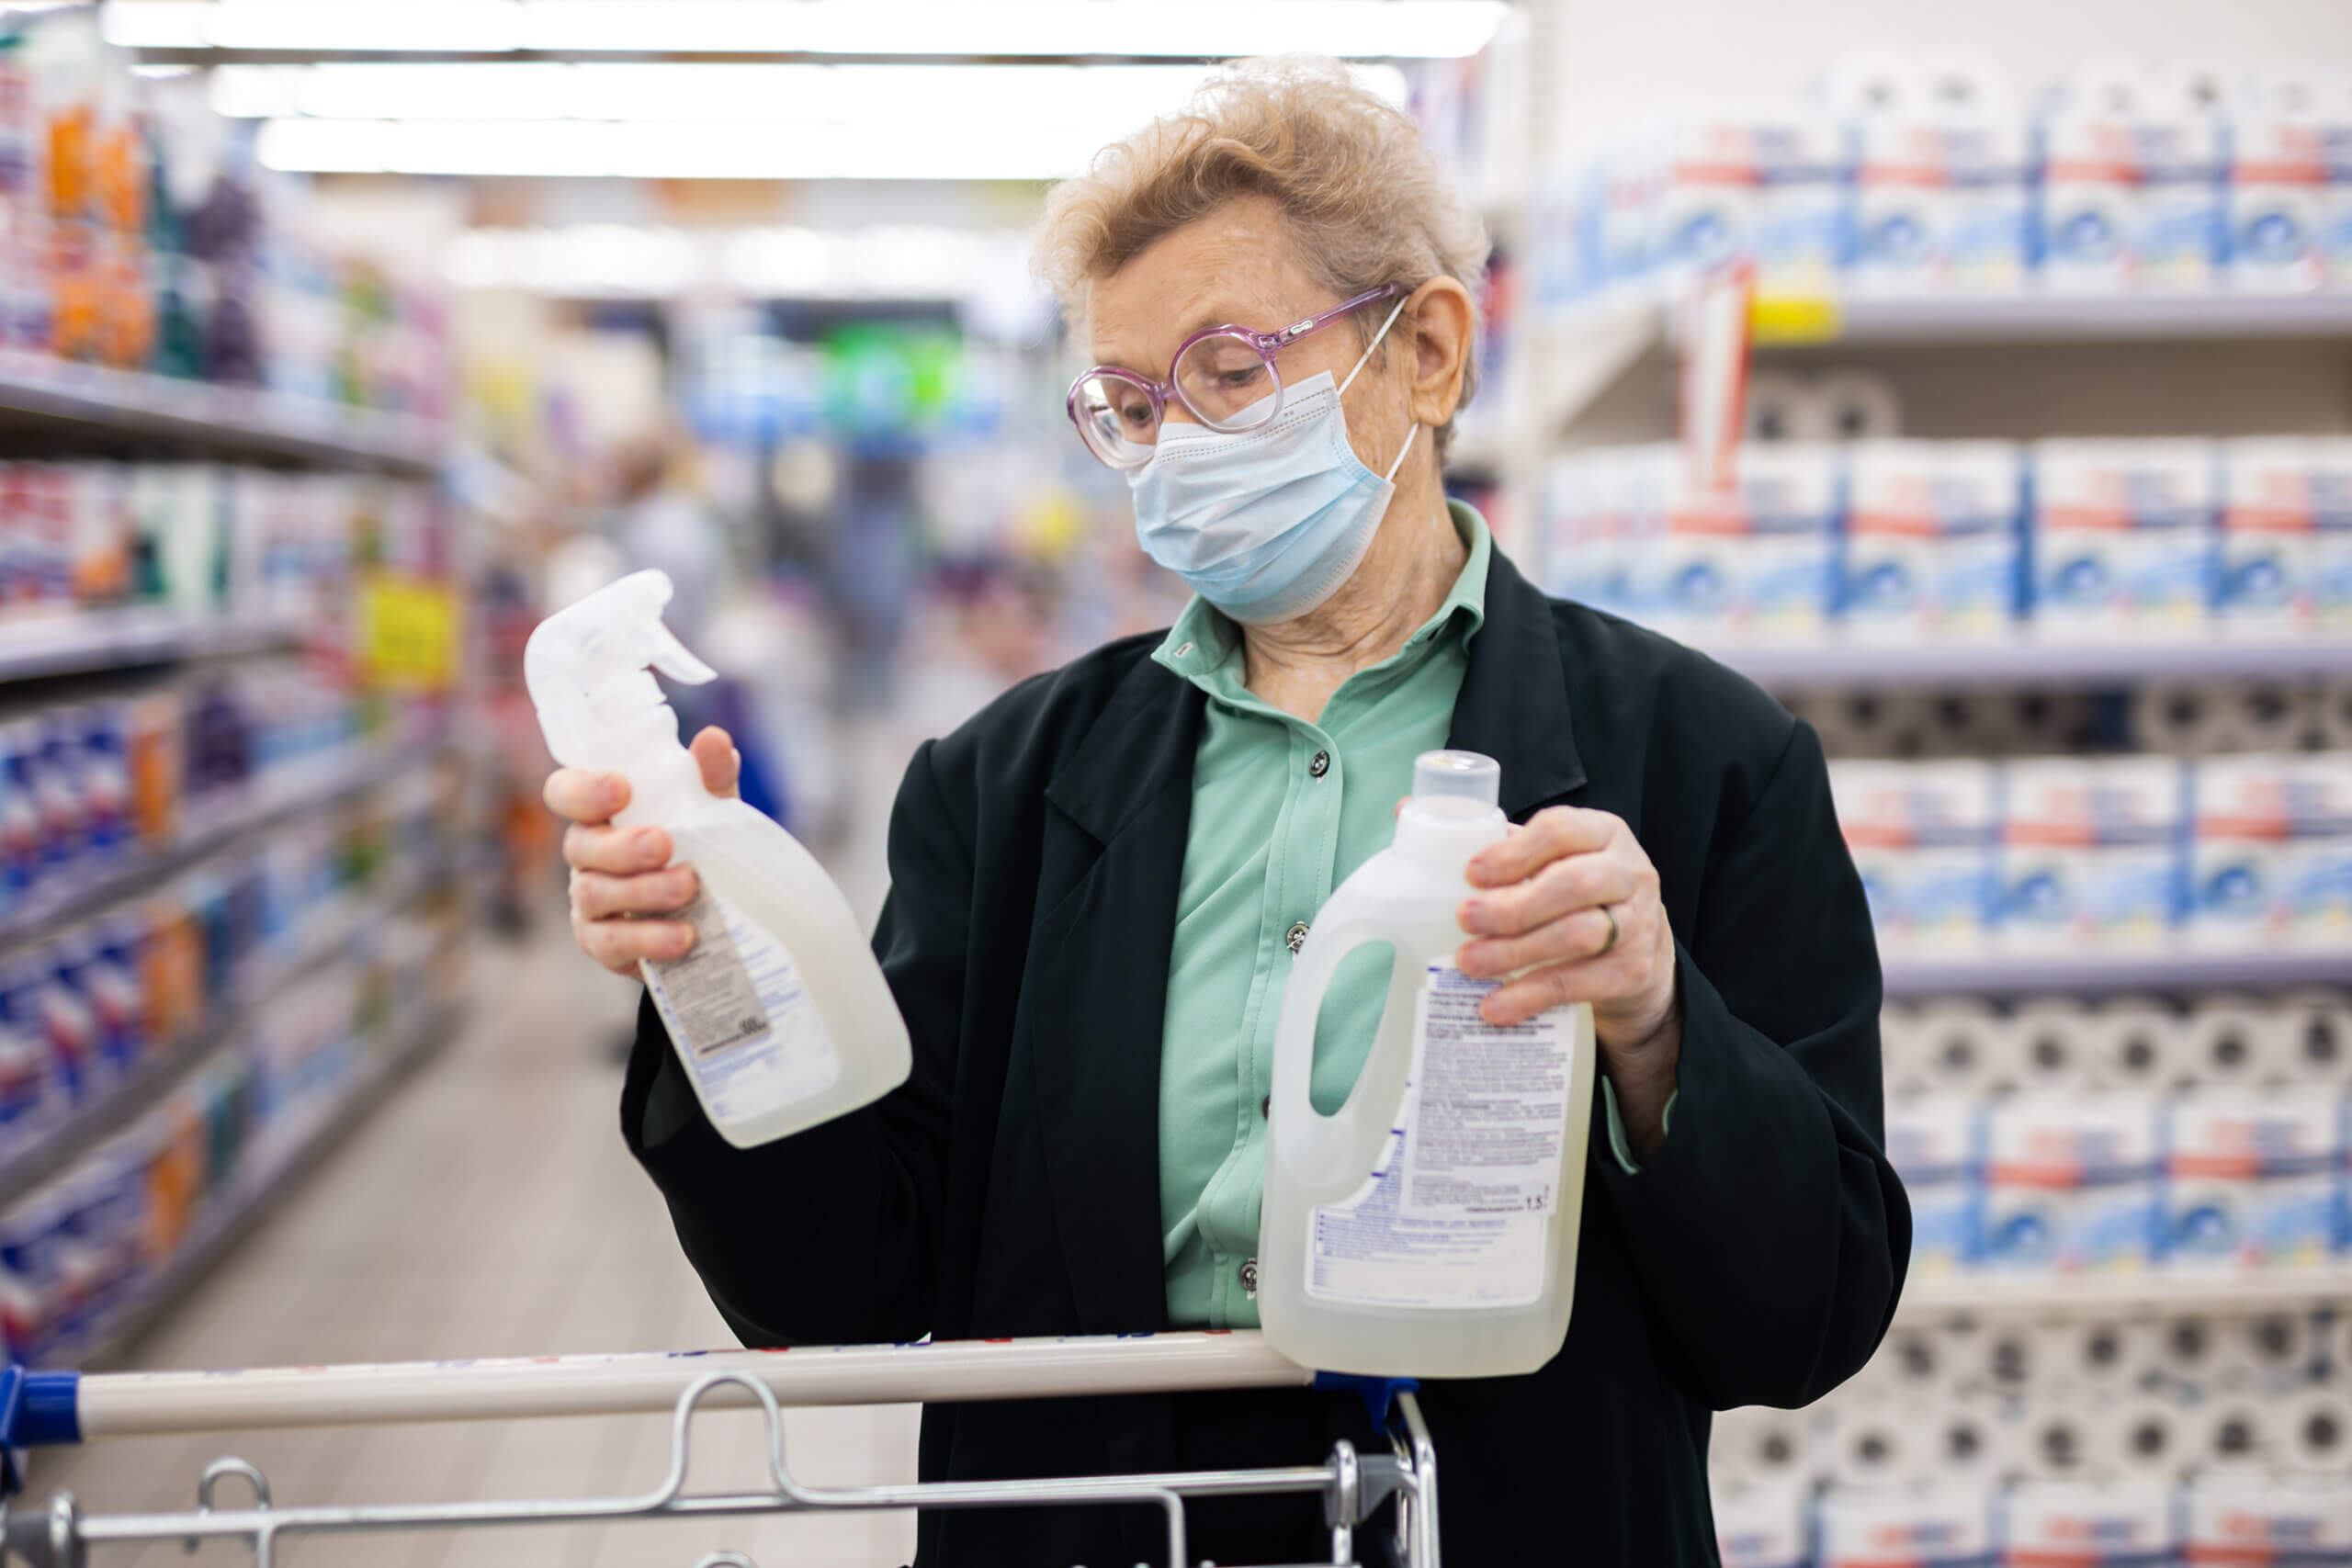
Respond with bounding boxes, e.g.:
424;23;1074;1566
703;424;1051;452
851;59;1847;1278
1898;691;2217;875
1065;283;1406;470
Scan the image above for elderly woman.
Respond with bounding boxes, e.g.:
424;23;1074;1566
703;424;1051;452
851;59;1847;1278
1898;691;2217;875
546;60;1905;1567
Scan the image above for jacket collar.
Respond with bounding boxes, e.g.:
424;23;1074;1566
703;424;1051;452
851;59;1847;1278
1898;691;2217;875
1043;649;1204;847
1448;543;1588;816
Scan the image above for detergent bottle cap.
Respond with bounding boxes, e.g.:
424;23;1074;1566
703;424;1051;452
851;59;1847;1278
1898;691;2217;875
1396;750;1508;869
1412;750;1500;809
525;571;717;805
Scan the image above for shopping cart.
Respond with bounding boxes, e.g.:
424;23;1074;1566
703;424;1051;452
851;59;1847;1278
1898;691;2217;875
0;1331;1440;1567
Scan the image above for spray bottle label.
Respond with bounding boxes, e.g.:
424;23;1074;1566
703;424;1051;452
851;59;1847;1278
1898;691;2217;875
1304;964;1574;1310
642;883;841;1122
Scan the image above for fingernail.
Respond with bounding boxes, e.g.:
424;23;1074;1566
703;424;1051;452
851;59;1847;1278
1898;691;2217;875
1459;898;1487;933
635;829;662;862
670;925;695;956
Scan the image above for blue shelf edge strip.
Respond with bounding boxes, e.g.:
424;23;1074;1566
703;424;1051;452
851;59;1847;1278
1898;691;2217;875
1312;1369;1420;1429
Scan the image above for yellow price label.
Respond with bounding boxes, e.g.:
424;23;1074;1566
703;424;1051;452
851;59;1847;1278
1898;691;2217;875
358;574;459;693
1748;294;1845;346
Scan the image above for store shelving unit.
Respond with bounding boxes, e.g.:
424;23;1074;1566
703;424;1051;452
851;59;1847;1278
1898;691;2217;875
1897;1264;2352;1322
0;361;445;477
0;608;304;683
1882;949;2352;998
1693;635;2352;690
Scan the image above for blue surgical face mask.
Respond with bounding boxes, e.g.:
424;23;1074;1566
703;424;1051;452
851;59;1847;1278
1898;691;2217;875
1128;299;1418;625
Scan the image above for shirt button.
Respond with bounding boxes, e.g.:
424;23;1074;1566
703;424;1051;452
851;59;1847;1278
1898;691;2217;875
1308;750;1330;778
1260;1094;1271;1118
1238;1258;1260;1297
1285;920;1310;956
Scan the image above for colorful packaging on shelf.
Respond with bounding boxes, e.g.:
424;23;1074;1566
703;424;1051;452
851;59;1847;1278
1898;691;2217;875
1816;1484;1993;1568
1851;115;2033;295
2282;754;2352;945
0;1190;62;1364
1714;1483;1810;1568
2183;1475;2352;1564
28;708;85;874
2030;439;2218;637
2164;1089;2343;1271
2138;114;2230;290
2229;113;2331;292
0;720;37;905
1831;759;1997;953
2038;111;2137;293
1996;1480;2176;1568
1731;443;1842;637
1981;1095;2160;1274
1997;758;2186;952
1883;1095;1982;1275
2188;754;2294;949
1844;441;2024;638
74;699;130;858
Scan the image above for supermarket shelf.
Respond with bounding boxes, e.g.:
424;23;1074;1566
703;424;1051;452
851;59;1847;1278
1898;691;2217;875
1883;949;2352;998
0;361;446;476
1897;1266;2352;1322
1693;634;2352;689
0;608;303;683
74;1000;461;1371
0;735;448;962
0;869;442;1210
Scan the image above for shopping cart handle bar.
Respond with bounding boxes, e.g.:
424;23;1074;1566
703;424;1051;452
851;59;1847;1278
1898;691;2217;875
0;1331;1315;1447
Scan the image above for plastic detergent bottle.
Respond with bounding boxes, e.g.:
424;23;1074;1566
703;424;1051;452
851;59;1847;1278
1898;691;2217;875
526;570;910;1149
1259;750;1596;1378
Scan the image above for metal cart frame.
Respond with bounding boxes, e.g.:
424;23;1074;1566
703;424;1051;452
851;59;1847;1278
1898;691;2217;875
0;1331;1439;1568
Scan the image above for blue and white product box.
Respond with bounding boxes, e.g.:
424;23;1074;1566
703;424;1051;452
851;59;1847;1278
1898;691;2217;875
1731;443;1842;637
2165;1089;2343;1272
1997;758;2186;953
1655;119;1757;279
2040;111;2140;293
1845;441;2024;639
1851;116;2033;295
1815;1485;1994;1568
1883;1095;1982;1275
1749;115;1850;297
1981;1095;2160;1275
2294;438;2352;635
1996;1481;2176;1568
2031;439;2219;638
1831;760;1997;953
2184;1476;2352;1567
2218;439;2326;635
1713;1483;1811;1568
2189;755;2293;951
2229;114;2329;292
2138;113;2230;290
2283;755;2352;947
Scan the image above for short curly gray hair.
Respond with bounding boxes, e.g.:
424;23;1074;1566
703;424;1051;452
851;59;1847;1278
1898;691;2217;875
1035;55;1489;460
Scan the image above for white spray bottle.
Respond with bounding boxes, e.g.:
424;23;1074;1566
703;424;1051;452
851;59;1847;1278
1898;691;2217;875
527;570;910;1149
1259;750;1596;1378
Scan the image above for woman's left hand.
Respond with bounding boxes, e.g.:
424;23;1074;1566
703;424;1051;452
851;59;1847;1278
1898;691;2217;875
1453;807;1680;1066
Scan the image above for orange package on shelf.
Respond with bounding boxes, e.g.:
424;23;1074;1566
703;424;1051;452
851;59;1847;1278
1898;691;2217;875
125;692;184;845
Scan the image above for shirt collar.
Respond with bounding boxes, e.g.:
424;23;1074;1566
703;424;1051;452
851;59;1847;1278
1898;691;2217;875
1151;500;1492;697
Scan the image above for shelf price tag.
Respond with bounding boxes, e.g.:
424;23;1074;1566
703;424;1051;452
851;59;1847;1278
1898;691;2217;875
358;573;458;693
1749;293;1844;345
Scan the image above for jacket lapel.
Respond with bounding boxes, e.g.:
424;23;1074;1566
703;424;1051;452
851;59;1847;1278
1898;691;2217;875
1450;547;1588;817
1023;653;1205;1335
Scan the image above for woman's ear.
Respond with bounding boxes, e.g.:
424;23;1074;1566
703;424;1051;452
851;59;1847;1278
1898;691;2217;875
1403;275;1476;431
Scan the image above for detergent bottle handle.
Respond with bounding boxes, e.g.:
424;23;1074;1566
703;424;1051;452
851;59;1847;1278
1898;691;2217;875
1269;914;1425;1206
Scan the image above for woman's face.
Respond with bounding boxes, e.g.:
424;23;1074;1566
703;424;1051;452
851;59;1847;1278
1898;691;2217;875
1084;193;1416;479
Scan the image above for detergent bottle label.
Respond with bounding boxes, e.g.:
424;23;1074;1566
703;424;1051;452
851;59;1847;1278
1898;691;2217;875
642;881;840;1121
1304;964;1576;1309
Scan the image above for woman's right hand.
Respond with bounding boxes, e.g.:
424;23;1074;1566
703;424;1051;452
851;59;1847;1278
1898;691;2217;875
544;726;741;977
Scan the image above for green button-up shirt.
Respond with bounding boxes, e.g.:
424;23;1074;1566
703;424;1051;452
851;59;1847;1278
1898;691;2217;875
1152;501;1491;1329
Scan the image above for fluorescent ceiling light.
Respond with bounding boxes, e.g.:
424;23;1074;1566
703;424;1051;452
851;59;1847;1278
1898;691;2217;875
215;61;1285;123
444;221;1035;299
107;1;1509;58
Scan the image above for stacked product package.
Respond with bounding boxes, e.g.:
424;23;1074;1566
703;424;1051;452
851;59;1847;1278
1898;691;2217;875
1528;54;2352;311
1828;747;2352;956
1541;436;2352;643
0;761;464;1367
0;9;449;409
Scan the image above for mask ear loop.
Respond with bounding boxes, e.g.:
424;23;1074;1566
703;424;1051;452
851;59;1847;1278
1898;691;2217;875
1383;422;1419;483
1338;291;1413;398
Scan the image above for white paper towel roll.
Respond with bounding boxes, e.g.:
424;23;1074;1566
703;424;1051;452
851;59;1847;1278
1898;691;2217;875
1746;371;1829;443
2011;998;2097;1095
1880;1000;1936;1098
2196;1396;2276;1468
2161;1316;2229;1385
2133;682;2246;755
1833;1404;1915;1486
1815;370;1903;441
2184;996;2295;1088
1974;1322;2040;1392
1713;1405;1815;1484
2038;1319;2159;1391
2228;1312;2313;1385
2021;1404;2100;1480
1926;1397;2012;1486
2277;989;2349;1081
1820;47;1917;117
1820;689;1934;759
2086;997;2187;1091
1875;1325;1957;1396
2238;682;2309;753
2109;1396;2189;1479
1917;998;2019;1096
2007;691;2090;754
2313;680;2352;751
1922;690;2013;756
2282;1390;2352;1473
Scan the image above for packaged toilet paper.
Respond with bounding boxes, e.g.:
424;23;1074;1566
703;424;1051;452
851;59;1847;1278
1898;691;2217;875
1883;1095;1983;1275
1831;760;1997;953
2218;439;2328;634
1845;442;2026;640
2164;1089;2342;1271
1732;443;1842;637
1982;1094;2160;1274
2283;754;2352;946
1816;1483;1994;1568
1714;1482;1812;1568
1851;110;2032;295
1998;758;2187;952
2229;112;2330;292
1999;1479;2174;1565
2030;439;2218;639
2189;756;2293;949
2183;1474;2352;1564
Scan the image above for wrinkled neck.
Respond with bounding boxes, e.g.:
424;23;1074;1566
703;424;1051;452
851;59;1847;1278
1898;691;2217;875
1240;499;1464;709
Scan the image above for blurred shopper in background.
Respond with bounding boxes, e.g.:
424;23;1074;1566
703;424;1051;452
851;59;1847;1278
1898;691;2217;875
547;57;1906;1567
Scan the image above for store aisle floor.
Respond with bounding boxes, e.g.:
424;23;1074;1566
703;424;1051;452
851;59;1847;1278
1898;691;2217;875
35;916;922;1568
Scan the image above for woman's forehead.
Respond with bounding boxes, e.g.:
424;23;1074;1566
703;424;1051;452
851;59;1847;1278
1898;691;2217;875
1084;202;1324;369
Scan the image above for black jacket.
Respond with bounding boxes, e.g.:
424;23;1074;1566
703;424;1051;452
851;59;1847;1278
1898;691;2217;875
622;547;1909;1566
